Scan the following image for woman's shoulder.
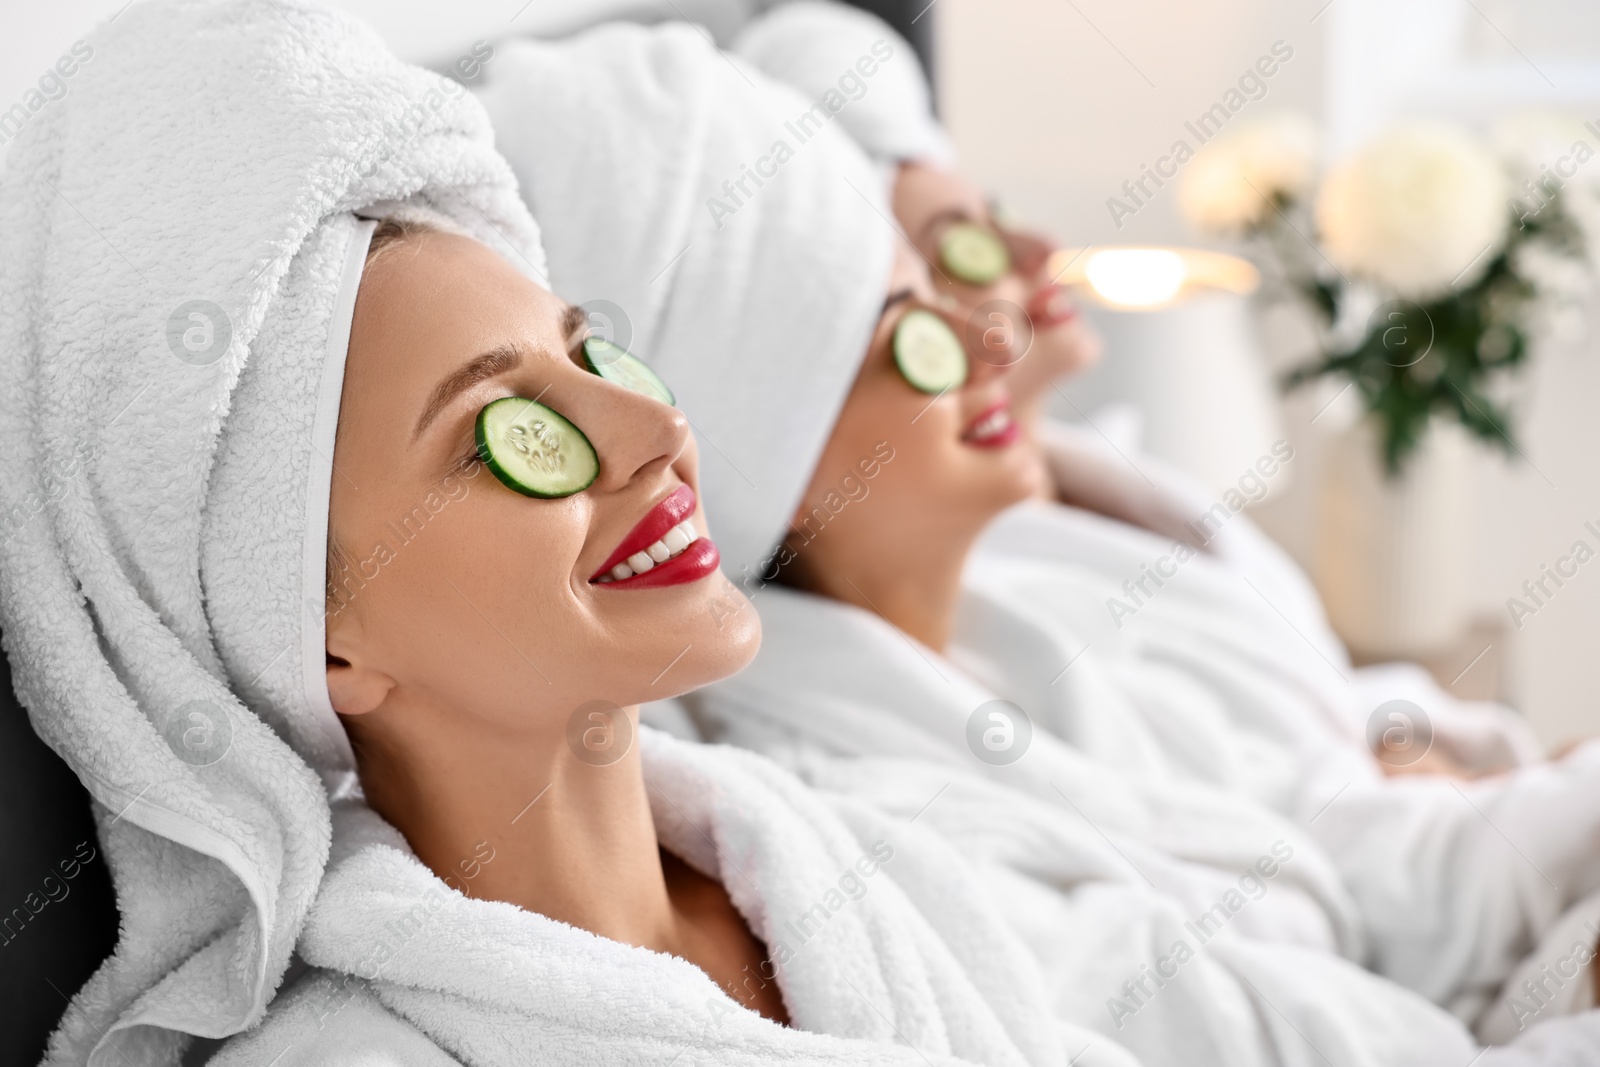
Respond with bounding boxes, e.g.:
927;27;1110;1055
209;969;461;1067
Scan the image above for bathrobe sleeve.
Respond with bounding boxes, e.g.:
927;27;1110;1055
980;858;1600;1067
1033;416;1546;774
1306;742;1600;1022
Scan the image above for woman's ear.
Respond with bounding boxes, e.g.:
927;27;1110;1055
325;609;394;716
326;653;395;716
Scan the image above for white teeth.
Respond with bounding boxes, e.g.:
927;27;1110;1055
969;409;1013;438
663;525;691;553
598;517;703;584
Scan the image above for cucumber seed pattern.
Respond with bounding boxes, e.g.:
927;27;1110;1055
507;420;565;474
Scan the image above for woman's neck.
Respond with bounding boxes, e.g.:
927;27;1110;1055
355;708;678;949
787;519;975;652
351;700;790;1024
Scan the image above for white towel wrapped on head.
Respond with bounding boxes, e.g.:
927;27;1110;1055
730;0;954;167
479;0;949;174
0;0;545;1060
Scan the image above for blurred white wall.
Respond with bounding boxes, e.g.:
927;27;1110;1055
935;0;1324;247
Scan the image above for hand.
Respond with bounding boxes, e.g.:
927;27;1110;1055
1376;744;1483;780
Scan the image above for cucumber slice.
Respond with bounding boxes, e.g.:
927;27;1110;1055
582;337;675;405
893;309;968;394
938;222;1011;285
475;397;599;498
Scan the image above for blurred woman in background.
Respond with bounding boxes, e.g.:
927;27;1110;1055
711;1;1600;1039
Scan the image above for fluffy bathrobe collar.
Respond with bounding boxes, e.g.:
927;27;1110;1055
214;728;1134;1067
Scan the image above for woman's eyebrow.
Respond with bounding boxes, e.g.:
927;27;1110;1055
880;287;916;318
561;303;589;342
412;342;522;443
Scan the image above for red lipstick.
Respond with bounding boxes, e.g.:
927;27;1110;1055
591;485;697;581
607;539;720;589
589;485;720;589
962;399;1022;449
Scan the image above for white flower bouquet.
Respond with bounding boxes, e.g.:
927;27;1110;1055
1181;114;1594;474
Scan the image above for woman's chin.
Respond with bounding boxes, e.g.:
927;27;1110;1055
961;437;1043;511
649;579;762;698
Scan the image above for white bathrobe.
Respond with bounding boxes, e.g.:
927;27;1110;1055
684;585;1600;1064
212;728;1123;1067
960;422;1600;1027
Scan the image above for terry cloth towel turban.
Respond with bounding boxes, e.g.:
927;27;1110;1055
0;0;546;1061
731;0;956;167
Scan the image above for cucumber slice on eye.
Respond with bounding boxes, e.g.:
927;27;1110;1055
938;222;1011;286
893;309;968;394
475;397;599;498
582;337;675;406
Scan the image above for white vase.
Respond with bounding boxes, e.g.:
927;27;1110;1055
1315;416;1474;657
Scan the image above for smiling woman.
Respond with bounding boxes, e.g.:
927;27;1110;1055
321;218;770;980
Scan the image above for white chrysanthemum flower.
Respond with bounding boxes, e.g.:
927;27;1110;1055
1316;124;1509;298
1179;113;1319;233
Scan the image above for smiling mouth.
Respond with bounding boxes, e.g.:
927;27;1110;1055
962;400;1022;448
595;518;702;583
591;484;721;588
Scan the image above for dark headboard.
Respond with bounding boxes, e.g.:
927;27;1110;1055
0;635;119;1067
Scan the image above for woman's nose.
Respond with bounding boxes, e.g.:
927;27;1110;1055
1005;228;1054;279
585;376;692;492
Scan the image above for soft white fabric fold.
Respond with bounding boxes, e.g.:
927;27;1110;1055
476;22;894;580
0;1;546;1061
730;0;954;166
487;0;951;168
685;586;1600;1063
214;728;1129;1067
684;584;1361;947
970;423;1600;1022
1479;889;1600;1045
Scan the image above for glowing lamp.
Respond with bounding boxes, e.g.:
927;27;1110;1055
1083;249;1187;308
1043;246;1284;500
